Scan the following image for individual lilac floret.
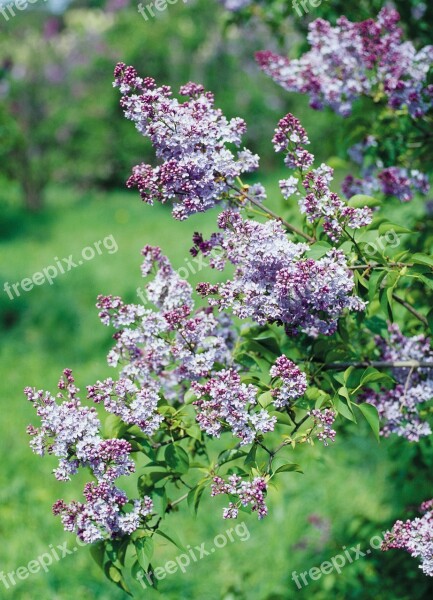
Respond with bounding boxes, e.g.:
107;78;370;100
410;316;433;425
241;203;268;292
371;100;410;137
192;369;276;445
211;475;268;519
270;356;308;408
256;8;433;118
88;246;235;431
196;211;365;337
362;324;433;441
114;63;259;220
382;499;433;576
52;482;154;543
309;409;337;446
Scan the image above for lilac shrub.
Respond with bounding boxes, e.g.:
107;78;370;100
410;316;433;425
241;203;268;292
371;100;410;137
25;33;433;587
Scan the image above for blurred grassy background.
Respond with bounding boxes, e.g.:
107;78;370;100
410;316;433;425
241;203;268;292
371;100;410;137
1;1;433;599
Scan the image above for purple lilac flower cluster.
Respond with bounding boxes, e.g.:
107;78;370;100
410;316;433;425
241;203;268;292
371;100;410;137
25;370;153;542
362;325;433;441
191;369;276;445
342;137;430;202
382;499;433;576
256;8;433;118
273;114;372;241
211;475;268;519
309;409;337;446
196;210;365;337
270;355;308;408
87;246;234;432
114;64;259;220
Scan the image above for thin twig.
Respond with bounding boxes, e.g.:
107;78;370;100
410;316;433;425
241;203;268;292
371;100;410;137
392;293;429;327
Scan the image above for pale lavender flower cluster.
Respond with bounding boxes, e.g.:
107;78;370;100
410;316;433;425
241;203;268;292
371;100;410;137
309;409;337;446
382;499;433;576
26;370;153;542
273;114;372;241
52;484;153;543
114;63;259;220
270;355;308;408
87;246;234;430
362;325;433;441
211;475;268;519
196;210;365;337
256;8;433;118
192;369;276;445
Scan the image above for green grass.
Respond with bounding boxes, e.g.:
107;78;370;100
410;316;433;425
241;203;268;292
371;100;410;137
0;183;431;600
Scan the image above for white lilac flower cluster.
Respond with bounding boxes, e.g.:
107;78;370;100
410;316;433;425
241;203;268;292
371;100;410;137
270;355;308;408
113;64;259;220
87;246;235;431
382;499;433;576
211;475;268;519
342;136;430;202
362;325;433;442
195;210;365;337
256;7;433;118
192;368;277;445
25;369;153;543
273;114;372;241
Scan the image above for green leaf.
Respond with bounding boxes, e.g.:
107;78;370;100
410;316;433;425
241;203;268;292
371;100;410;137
184;389;198;405
165;444;190;474
348;194;380;208
356;403;380;441
244;444;257;468
412;253;433;269
89;541;106;570
378;222;412;235
134;537;154;573
306;241;332;260
155;528;186;552
334;395;356;422
274;463;303;474
104;563;132;596
218;447;247;465
258;391;274;408
187;483;207;515
360;367;393;387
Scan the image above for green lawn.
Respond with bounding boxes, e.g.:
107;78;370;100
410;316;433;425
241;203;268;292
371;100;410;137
0;182;431;599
